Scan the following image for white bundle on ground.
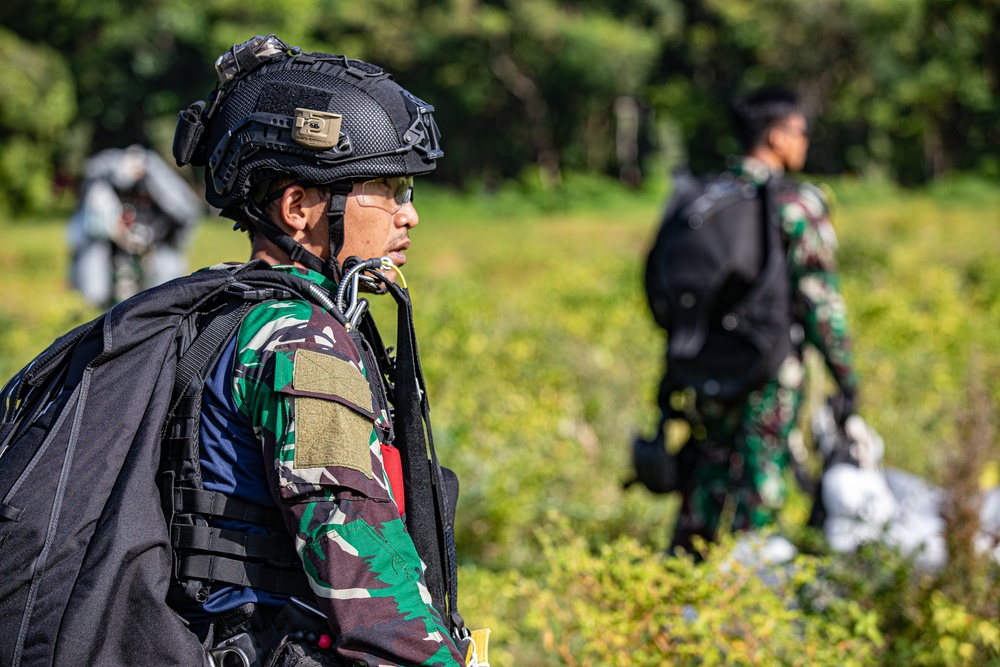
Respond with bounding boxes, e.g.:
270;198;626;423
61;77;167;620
882;467;948;570
822;463;898;553
814;406;999;570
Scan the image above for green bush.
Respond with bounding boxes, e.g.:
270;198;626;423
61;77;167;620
461;528;884;667
458;528;1000;667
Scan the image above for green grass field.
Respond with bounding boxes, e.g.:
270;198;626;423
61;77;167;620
2;174;999;665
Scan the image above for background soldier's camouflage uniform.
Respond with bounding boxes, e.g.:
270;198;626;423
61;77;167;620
229;265;464;666
671;157;859;553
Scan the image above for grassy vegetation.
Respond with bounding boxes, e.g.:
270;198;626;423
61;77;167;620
1;173;998;665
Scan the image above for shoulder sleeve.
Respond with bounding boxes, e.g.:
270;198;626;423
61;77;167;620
231;299;466;666
232;300;384;491
779;183;859;392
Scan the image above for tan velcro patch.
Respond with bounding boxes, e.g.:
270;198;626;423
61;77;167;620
294;397;374;477
293;349;372;413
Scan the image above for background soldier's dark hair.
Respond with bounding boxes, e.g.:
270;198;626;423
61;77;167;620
732;86;802;152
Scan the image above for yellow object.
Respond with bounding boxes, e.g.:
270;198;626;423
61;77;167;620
980;461;999;490
381;256;408;288
464;627;491;666
665;419;691;454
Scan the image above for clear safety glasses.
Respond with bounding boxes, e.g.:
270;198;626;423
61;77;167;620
356;176;414;214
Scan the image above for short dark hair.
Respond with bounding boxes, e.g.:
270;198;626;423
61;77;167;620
732;86;802;152
241;178;333;244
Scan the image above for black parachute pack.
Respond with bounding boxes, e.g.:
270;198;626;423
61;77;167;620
0;260;464;666
645;169;792;406
628;170;793;495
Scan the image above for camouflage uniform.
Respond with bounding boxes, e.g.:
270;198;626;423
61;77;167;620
193;265;464;666
671;157;859;552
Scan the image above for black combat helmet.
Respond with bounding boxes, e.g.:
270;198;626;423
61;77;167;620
173;35;442;279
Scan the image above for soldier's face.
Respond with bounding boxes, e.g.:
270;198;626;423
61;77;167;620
339;177;420;283
774;113;810;172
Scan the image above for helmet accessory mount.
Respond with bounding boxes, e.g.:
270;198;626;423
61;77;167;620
292;109;343;150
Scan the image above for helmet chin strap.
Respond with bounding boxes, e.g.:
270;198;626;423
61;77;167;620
325;181;353;282
241;181;353;284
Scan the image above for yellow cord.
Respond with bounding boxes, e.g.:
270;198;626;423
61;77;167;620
382;257;408;289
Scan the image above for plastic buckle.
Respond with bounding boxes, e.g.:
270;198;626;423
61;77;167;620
226;282;291;302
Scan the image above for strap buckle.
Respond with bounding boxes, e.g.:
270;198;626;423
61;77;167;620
208;645;250;667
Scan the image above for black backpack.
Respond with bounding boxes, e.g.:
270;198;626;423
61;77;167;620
644;169;793;405
0;261;463;666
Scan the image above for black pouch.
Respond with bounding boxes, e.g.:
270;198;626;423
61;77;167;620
173;100;207;166
261;602;341;667
209;600;341;667
631;429;681;494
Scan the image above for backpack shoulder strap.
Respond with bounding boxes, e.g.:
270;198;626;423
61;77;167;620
171;298;253;407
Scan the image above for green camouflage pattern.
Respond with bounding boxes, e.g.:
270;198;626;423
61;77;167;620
671;159;858;552
232;265;464;666
671;357;806;551
778;176;858;393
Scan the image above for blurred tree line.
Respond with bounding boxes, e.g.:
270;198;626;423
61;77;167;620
0;0;997;214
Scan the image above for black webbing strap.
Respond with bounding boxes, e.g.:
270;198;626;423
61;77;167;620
244;210;331;278
357;314;396;405
165;395;200;461
176;553;313;598
172;298;255;408
175;487;286;530
326;182;353;265
172;524;300;562
383;281;462;634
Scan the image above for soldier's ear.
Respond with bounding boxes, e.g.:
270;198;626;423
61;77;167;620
279;184;312;233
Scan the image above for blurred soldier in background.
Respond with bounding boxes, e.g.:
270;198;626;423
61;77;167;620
644;86;861;554
67;144;203;307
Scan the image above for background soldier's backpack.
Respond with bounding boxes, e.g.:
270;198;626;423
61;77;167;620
0;261;465;666
644;169;792;406
628;170;793;495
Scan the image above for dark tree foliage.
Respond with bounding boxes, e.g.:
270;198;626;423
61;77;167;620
0;0;997;213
